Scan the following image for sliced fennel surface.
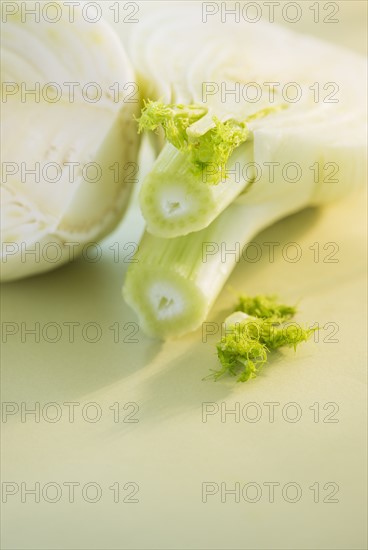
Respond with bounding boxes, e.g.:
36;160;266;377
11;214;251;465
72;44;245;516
124;2;366;112
1;7;139;281
124;3;366;238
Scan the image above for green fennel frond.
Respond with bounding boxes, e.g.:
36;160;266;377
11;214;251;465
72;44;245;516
137;100;249;184
137;100;207;149
189;116;249;182
214;320;268;382
234;294;297;322
138;100;287;185
209;295;316;383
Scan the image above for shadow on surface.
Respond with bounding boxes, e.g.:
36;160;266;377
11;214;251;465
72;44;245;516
1;249;162;401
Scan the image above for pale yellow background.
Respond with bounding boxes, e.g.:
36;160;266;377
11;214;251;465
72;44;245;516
1;2;367;549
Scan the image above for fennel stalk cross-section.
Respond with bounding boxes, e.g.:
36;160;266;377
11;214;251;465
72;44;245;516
1;5;140;281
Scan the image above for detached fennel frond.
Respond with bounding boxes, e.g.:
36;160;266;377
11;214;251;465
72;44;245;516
210;302;315;382
234;294;297;321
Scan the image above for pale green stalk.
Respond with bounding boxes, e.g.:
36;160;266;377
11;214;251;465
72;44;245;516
139;141;254;237
123;200;290;339
137;101;284;238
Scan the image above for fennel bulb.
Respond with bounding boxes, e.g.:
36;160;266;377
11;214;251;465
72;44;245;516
123;3;366;339
1;5;140;281
123;2;366;238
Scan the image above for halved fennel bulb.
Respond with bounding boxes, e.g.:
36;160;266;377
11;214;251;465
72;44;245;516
123;3;367;338
122;2;366;238
1;6;140;281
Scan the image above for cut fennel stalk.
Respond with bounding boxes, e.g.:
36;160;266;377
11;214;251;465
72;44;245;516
137;102;285;237
123;200;288;339
139;140;254;237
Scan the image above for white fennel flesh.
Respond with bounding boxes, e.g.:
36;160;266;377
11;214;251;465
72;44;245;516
1;6;140;281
